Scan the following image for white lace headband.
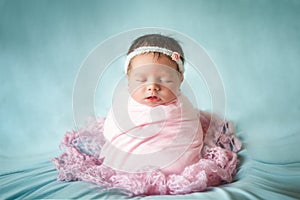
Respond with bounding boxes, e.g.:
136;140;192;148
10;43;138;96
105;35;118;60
124;46;184;73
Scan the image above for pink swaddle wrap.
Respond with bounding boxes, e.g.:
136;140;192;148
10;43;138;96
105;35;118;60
51;94;242;195
100;94;203;174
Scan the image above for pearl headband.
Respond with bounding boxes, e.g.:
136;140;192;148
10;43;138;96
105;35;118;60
124;46;184;73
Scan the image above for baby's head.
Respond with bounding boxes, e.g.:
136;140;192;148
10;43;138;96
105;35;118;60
125;34;185;107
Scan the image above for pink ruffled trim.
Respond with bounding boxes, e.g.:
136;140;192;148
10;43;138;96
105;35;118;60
51;112;242;195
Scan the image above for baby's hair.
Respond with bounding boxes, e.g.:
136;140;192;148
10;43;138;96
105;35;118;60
127;34;185;73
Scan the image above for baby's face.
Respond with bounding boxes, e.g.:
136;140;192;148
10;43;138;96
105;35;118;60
127;53;183;107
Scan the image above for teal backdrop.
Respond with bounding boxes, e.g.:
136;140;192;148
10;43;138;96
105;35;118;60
1;0;300;199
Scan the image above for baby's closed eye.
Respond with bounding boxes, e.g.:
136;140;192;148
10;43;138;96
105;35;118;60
135;79;147;82
161;79;173;83
159;77;174;83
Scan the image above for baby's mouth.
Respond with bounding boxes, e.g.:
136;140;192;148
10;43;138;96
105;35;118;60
145;96;161;102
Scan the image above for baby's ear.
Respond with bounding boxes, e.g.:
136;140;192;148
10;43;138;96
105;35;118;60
126;71;131;80
126;69;131;79
180;74;184;82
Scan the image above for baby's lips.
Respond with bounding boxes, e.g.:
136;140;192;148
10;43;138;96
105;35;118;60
146;95;158;99
146;96;161;102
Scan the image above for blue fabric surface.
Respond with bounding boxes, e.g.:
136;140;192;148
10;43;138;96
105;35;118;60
1;0;300;199
1;154;300;199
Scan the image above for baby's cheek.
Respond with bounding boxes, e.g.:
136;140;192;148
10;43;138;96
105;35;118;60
164;84;181;94
128;82;141;93
129;85;144;98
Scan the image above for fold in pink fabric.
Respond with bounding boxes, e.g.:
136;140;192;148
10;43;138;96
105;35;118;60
51;95;242;195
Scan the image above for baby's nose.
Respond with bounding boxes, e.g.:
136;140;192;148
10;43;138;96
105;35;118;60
147;83;160;91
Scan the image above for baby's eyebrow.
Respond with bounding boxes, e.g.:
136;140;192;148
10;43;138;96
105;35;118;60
133;73;173;78
132;70;178;78
133;73;146;77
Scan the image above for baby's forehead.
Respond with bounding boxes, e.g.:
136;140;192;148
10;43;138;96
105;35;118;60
130;65;179;76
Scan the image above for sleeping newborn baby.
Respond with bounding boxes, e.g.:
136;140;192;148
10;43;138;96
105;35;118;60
100;46;203;174
52;34;241;195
